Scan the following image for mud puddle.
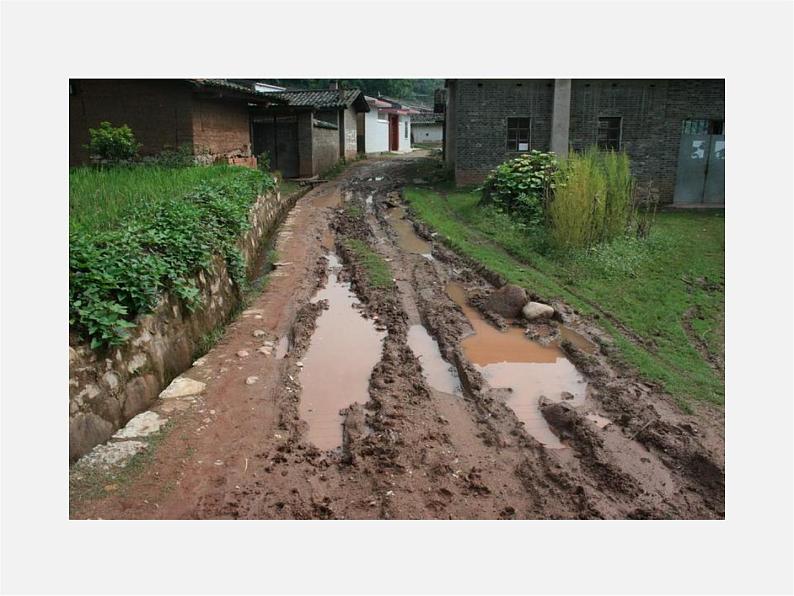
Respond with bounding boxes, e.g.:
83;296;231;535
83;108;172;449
299;253;386;450
559;325;597;354
407;324;461;395
447;282;586;448
385;206;433;260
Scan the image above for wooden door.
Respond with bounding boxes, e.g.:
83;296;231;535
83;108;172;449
389;115;399;151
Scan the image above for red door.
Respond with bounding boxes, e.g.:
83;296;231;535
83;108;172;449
389;115;399;151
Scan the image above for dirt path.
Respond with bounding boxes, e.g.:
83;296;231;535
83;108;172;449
70;155;724;519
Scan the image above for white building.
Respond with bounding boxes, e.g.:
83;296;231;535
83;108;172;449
360;96;415;154
410;112;444;145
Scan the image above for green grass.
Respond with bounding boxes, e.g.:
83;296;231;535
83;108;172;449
405;186;724;408
70;165;274;348
278;179;301;198
343;238;394;289
70;165;250;233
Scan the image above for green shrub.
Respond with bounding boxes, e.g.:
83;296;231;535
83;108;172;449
69;167;275;348
549;148;636;249
86;121;141;162
479;151;558;227
146;144;195;168
602;151;635;240
257;151;271;172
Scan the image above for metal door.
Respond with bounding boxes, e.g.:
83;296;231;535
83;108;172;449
673;133;711;204
252;116;299;178
703;134;725;203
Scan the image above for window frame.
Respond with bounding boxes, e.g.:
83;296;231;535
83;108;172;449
377;110;388;122
505;117;531;152
597;116;623;151
404;120;409;139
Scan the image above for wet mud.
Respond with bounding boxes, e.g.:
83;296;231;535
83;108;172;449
70;155;724;520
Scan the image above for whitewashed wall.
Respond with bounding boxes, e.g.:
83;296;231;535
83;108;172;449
364;109;389;153
412;123;443;143
397;115;412;152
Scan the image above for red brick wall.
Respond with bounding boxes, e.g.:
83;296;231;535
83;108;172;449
191;96;253;158
69;79;193;165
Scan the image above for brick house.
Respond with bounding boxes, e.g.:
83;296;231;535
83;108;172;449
69;79;286;167
443;79;725;205
251;87;370;178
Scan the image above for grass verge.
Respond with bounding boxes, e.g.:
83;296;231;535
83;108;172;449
342;238;394;289
405;186;724;409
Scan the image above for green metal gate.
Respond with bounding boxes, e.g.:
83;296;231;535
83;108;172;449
673;120;725;205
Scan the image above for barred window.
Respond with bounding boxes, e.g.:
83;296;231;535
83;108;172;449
506;117;530;152
682;119;724;135
597;117;622;150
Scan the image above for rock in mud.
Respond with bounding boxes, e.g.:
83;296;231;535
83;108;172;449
245;376;259;385
112;411;166;439
522;301;555;320
81;440;147;470
485;284;527;318
159;376;206;399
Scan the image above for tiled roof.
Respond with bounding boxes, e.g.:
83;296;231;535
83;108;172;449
412;112;444;124
186;79;288;103
268;89;366;110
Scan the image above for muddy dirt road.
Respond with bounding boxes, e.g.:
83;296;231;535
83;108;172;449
71;155;725;519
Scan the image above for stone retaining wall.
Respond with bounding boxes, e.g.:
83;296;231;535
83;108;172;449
68;187;295;461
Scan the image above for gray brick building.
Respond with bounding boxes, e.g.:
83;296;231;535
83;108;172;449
443;79;725;204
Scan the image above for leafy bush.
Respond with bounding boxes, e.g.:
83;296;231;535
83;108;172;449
479;151;558;227
549;149;636;249
69;167;275;348
86;121;141;162
257;151;271;173
145;144;195;168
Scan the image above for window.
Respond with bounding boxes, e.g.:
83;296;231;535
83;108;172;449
682;119;724;135
377;110;388;121
506;117;530;152
405;121;408;139
597;117;622;150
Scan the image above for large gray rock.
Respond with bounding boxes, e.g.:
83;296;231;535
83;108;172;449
112;411;166;439
485;284;528;318
159;376;206;399
81;440;147;470
69;413;114;461
522;301;555;321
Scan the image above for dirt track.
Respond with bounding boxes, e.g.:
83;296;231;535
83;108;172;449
70;155;725;519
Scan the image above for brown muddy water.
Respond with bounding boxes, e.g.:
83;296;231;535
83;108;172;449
385;207;433;259
298;253;386;450
407;324;461;396
447;282;587;448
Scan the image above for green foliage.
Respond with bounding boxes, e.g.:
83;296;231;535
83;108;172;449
70;167;274;348
86;121;141;162
145;144;195;168
70;165;250;233
257;151;271;172
405;184;724;407
343;238;394;289
479;151;558;227
549;149;635;249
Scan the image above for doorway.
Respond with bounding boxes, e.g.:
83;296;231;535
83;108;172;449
673;119;725;205
389;115;399;151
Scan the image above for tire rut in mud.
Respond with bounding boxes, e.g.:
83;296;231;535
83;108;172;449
341;157;724;519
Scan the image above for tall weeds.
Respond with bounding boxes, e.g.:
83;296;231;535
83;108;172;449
549;148;636;249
